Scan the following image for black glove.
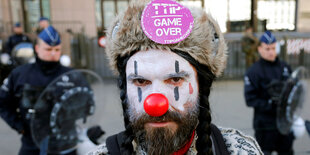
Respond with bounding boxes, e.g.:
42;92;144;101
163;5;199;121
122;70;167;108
266;80;284;105
87;125;105;145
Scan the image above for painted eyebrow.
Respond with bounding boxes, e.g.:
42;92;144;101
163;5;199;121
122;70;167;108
127;74;147;81
165;71;190;79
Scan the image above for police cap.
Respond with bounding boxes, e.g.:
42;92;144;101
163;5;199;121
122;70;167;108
38;26;61;46
39;17;49;22
260;30;276;44
14;22;21;27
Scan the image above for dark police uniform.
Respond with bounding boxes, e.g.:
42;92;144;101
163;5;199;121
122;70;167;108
244;30;294;154
244;58;294;154
0;58;71;155
0;26;74;155
5;33;31;55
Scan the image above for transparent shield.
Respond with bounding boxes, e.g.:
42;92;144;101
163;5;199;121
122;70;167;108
277;67;309;135
30;69;105;154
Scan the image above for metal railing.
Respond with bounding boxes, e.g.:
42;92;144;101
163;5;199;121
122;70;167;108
70;34;114;78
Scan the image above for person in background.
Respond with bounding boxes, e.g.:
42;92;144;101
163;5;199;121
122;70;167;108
244;31;294;155
241;25;259;68
36;17;50;35
4;22;31;55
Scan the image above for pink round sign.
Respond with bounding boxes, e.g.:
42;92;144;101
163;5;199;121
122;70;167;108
141;0;194;44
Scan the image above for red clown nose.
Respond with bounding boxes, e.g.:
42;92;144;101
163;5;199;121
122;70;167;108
144;93;169;117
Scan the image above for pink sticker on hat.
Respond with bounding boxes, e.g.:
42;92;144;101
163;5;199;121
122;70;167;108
141;0;194;44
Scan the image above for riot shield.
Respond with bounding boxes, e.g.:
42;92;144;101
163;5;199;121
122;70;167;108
277;67;309;135
30;69;105;154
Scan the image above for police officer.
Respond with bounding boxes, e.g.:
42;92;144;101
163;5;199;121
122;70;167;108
4;22;32;55
0;26;72;155
36;17;50;35
244;31;294;155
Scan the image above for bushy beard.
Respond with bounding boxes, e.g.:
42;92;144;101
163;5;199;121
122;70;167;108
130;104;199;155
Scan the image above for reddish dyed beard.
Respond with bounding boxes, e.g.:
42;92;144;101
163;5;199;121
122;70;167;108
130;106;199;155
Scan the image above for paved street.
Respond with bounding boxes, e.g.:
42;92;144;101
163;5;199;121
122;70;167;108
0;79;309;154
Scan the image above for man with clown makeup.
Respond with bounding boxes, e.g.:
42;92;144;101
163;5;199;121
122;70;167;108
89;0;262;154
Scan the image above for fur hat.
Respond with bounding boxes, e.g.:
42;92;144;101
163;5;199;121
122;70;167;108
105;0;227;77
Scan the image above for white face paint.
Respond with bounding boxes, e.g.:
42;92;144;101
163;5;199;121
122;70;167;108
126;49;199;120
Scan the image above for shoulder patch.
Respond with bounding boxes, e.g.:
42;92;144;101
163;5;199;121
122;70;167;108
244;76;251;85
282;67;290;77
219;127;263;155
